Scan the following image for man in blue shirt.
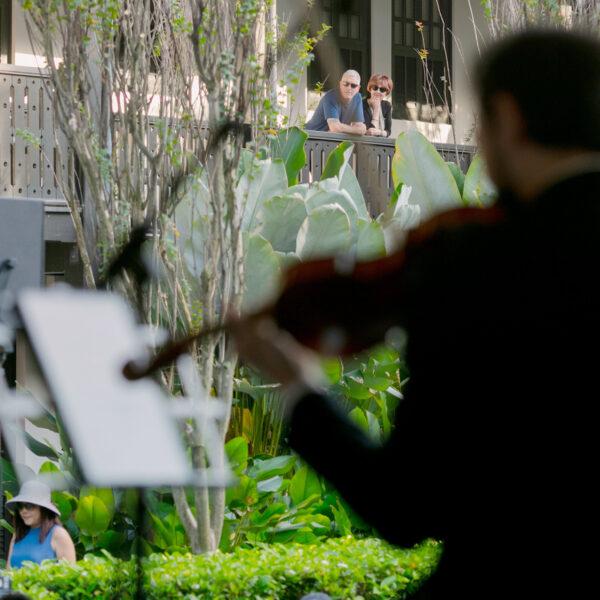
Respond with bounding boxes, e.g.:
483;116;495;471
305;70;367;135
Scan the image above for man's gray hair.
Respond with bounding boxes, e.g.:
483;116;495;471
341;69;361;82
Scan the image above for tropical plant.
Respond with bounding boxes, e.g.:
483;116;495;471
221;435;363;550
391;130;496;224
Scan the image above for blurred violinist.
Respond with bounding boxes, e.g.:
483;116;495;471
233;30;600;599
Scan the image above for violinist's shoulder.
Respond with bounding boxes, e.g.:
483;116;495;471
407;206;505;247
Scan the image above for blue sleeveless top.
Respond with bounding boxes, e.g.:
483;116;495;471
11;525;57;568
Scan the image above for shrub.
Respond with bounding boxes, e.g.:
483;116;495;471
3;537;441;600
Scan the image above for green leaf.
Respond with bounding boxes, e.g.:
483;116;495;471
96;530;127;554
349;407;369;431
75;496;111;537
225;437;249;475
292;527;319;544
321;141;354;181
258;194;307;252
331;501;352;536
51;491;76;522
290;466;322;506
80;488;115;521
27;400;58;433
22;430;60;460
270;127;308;185
256;475;284;493
462;154;497;207
392;130;462;220
296;204;352;260
237;158;288;231
226;474;259;507
1;457;19;496
0;518;14;535
321;357;343;384
356;219;386;260
248;455;296;481
345;377;372;400
321;141;369;219
446;161;465;195
242;233;282;313
274;251;301;271
250;502;286;527
306;189;359;232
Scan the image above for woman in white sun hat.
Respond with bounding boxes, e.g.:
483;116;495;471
5;480;76;568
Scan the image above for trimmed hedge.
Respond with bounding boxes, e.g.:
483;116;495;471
4;537;442;599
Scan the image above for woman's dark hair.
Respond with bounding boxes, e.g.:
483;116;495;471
13;506;61;543
475;29;600;151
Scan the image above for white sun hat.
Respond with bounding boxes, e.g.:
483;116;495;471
5;480;60;516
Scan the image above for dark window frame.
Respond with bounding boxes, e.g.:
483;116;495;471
391;0;452;120
0;0;12;64
309;0;372;91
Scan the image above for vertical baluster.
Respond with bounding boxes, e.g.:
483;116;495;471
0;74;12;196
12;76;27;197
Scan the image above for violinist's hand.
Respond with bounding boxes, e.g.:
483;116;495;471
230;317;325;413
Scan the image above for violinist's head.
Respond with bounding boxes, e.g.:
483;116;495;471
474;29;600;201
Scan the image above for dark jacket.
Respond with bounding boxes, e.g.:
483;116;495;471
289;171;600;599
362;98;392;137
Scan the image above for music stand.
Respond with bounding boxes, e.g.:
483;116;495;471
0;285;233;490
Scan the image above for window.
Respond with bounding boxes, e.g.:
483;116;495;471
0;0;12;64
309;0;371;91
392;0;452;120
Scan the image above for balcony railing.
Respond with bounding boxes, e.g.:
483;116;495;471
0;65;75;244
1;64;477;230
302;130;476;216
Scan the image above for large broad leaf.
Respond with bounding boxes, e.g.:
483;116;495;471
331;500;352;535
225;437;249;475
378;184;420;253
289;466;322;506
349;407;382;443
80;487;115;521
296;204;352;260
270;127;308;186
446;161;465;195
258;194;308;253
274;251;301;272
1;457;20;497
75;495;111;537
247;455;296;481
356;219;386;261
392;130;462;220
306;189;358;222
237;158;288;232
22;429;59;460
173;169;211;293
226;474;258;507
287;183;310;198
321;142;369;219
242;233;282;314
463;154;497;207
51;490;77;522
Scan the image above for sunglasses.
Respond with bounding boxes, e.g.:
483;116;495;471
18;502;37;511
341;81;359;89
369;86;389;94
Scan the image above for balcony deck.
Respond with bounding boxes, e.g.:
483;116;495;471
1;65;477;242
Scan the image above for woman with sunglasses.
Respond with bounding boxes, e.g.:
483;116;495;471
363;74;393;137
5;480;76;568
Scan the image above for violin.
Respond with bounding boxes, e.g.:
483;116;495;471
123;205;504;380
